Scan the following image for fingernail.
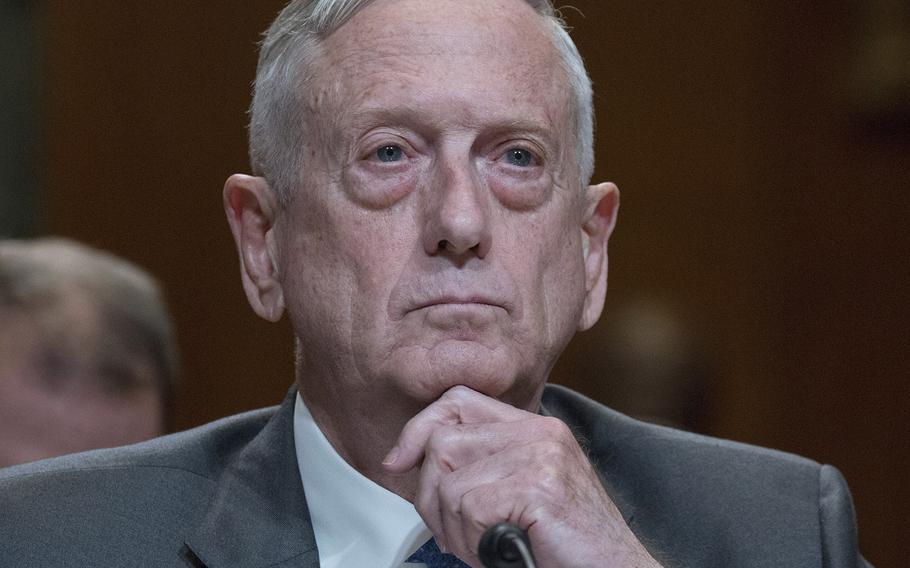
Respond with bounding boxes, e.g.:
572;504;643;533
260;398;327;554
382;445;400;466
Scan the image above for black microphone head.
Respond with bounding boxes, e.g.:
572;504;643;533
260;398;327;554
478;523;531;568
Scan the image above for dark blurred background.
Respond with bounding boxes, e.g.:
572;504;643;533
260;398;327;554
2;1;907;565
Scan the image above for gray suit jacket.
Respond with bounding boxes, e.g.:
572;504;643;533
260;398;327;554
0;385;871;567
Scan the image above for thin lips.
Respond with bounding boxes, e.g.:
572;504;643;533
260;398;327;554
414;295;508;312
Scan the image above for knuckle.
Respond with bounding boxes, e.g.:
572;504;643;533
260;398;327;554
534;438;570;464
444;384;472;402
537;416;571;439
448;384;472;397
435;387;469;418
426;427;463;471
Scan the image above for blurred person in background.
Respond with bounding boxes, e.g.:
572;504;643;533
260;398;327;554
0;237;178;468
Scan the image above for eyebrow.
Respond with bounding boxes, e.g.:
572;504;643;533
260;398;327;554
343;105;556;142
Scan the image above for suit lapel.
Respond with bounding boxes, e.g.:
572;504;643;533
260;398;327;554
185;387;320;568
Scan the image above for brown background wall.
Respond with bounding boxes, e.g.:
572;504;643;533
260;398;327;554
34;2;907;566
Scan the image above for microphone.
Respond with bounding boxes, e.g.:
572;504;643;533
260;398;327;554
478;523;537;568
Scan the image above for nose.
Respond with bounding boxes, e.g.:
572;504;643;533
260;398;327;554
422;159;492;259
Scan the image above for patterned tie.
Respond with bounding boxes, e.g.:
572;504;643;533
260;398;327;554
406;537;471;567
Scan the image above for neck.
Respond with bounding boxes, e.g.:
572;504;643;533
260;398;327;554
299;380;424;500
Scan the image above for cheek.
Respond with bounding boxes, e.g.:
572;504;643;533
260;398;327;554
346;213;415;315
545;205;586;287
509;206;586;329
277;205;360;345
286;207;413;328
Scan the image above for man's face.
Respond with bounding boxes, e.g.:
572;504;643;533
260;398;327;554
271;0;608;409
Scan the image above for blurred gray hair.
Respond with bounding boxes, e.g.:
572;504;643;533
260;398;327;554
249;0;595;204
0;238;179;428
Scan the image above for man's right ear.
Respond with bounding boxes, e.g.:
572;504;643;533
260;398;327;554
223;174;285;322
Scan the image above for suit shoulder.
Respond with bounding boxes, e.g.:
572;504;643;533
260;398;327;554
542;384;834;566
0;405;280;565
543;383;820;474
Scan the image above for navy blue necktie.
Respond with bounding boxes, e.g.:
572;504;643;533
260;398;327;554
406;538;471;567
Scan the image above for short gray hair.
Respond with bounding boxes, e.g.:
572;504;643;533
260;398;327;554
0;238;179;429
249;0;595;204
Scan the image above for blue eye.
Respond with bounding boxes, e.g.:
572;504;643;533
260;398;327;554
505;147;534;167
376;145;403;163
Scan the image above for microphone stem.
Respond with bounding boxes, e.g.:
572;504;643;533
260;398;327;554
509;534;537;568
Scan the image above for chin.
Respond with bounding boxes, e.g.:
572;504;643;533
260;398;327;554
396;340;535;403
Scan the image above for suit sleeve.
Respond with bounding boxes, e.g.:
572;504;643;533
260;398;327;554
819;465;874;568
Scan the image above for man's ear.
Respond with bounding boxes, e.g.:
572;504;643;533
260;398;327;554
223;174;285;322
578;182;620;331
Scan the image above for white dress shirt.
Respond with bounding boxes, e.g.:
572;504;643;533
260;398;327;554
294;393;431;568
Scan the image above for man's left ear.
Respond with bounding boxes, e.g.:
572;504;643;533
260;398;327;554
578;182;620;331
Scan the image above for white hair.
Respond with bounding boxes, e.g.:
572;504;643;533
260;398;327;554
249;0;595;204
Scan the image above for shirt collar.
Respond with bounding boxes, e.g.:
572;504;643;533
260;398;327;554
294;392;430;568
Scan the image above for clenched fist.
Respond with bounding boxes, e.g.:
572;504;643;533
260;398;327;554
383;386;662;568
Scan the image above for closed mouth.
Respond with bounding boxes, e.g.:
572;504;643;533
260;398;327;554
414;297;507;312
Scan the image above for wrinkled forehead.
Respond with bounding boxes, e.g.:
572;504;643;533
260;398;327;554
308;0;572;124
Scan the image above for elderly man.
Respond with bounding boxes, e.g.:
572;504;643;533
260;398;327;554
0;1;870;567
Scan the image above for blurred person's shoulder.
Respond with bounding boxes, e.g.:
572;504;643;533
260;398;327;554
0;402;277;485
